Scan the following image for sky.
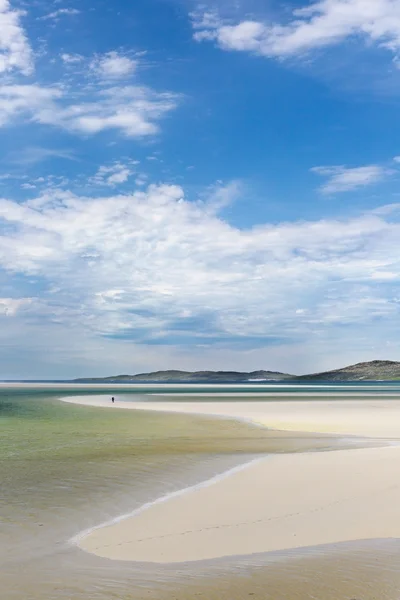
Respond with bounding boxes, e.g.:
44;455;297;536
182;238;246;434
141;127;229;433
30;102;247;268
1;0;400;378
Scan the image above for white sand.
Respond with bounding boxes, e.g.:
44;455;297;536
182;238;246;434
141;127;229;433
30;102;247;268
63;394;400;563
63;395;400;437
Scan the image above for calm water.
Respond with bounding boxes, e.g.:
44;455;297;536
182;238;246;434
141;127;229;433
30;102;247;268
3;381;400;396
2;385;400;599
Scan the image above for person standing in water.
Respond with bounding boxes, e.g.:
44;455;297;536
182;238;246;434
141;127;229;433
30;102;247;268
111;397;115;403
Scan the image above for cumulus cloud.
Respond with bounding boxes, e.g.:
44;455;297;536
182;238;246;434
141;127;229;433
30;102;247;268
192;0;400;61
0;83;179;137
0;0;33;75
0;183;399;348
90;52;137;79
0;84;62;126
311;164;392;193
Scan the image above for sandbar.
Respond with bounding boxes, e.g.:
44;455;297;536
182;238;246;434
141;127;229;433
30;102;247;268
63;395;400;563
63;395;400;437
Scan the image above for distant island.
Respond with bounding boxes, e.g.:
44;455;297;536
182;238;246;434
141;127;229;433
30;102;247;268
73;360;400;383
73;369;294;383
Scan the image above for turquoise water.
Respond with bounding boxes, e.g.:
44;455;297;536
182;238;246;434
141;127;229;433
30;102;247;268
3;382;400;396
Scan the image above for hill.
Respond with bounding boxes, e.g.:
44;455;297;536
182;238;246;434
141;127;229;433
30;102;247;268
73;369;294;383
295;360;400;382
72;361;400;383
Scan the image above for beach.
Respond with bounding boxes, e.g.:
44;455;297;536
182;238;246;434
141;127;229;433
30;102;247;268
62;395;400;564
4;388;400;600
63;393;400;436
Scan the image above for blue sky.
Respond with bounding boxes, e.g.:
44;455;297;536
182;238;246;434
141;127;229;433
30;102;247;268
1;0;400;378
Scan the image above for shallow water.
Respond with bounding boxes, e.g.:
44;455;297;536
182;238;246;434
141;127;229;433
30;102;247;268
2;389;400;599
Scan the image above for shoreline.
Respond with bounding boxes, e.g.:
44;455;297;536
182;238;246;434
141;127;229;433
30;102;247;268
70;456;265;546
62;394;400;564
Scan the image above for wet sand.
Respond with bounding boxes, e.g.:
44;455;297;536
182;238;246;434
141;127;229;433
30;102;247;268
148;538;400;600
62;395;400;564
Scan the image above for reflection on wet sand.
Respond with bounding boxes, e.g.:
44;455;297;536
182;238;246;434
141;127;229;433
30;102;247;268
151;538;400;600
4;538;400;600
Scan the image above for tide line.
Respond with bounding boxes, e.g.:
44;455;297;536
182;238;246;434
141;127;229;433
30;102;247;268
70;456;265;547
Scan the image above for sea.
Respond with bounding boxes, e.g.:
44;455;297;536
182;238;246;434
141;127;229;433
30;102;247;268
2;382;400;600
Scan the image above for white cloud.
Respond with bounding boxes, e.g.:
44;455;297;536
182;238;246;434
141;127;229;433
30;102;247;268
192;1;400;61
0;297;33;316
311;164;392;193
91;52;137;79
200;180;242;212
370;271;398;280
0;183;399;348
106;169;131;185
39;8;80;21
8;146;76;165
61;53;84;64
0;85;62;126
0;0;33;75
0;84;179;138
89;161;138;187
135;174;148;186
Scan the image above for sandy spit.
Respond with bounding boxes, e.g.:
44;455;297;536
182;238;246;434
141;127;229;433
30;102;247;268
62;395;400;437
62;395;400;563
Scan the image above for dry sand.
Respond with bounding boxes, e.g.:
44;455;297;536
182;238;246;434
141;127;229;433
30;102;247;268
62;395;400;563
63;394;400;437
